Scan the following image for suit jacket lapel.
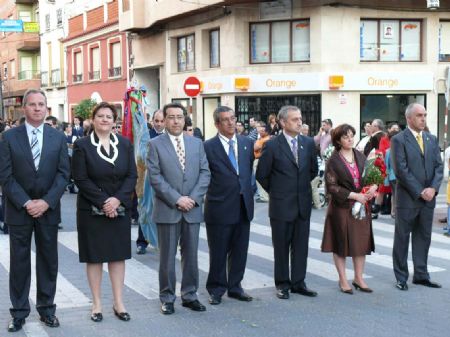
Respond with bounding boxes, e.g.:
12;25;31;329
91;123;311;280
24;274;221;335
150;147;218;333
278;133;298;167
162;133;183;172
405;128;424;157
297;135;306;170
39;125;54;170
16;124;36;170
213;135;237;174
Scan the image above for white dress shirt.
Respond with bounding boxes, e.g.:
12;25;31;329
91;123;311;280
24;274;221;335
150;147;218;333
25;121;44;157
168;132;185;153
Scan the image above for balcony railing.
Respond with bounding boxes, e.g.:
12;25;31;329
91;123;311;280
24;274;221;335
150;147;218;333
51;69;62;86
18;70;41;80
72;74;82;83
41;71;49;87
108;67;121;77
89;71;100;80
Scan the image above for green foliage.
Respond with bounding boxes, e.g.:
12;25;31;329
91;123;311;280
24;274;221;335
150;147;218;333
362;158;385;186
74;99;97;121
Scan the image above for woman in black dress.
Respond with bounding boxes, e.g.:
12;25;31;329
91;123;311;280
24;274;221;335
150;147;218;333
72;102;137;322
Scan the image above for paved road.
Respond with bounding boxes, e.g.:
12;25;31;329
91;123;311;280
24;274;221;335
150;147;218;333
0;191;450;337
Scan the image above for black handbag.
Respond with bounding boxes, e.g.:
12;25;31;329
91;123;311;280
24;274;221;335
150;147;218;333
91;205;125;217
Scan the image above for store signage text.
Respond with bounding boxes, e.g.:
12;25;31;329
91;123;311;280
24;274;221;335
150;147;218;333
265;79;297;90
367;77;399;88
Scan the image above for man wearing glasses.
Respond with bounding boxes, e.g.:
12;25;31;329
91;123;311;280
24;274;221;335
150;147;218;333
147;103;210;315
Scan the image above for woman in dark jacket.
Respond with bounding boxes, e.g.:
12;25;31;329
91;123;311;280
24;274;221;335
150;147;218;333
72;102;137;322
321;124;377;294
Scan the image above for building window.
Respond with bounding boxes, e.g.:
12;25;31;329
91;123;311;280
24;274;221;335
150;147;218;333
2;63;7;80
250;20;310;64
209;29;220;68
73;51;82;83
56;9;63;27
10;59;15;78
19;56;33;80
109;42;121;77
360;19;421;62
89;47;100;80
19;10;32;22
177;34;195;72
439;21;450;62
45;14;50;31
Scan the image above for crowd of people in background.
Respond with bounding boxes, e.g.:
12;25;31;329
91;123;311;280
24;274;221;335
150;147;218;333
0;90;447;333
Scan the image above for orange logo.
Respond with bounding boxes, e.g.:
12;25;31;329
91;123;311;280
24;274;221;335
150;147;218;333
295;23;309;29
404;24;417;30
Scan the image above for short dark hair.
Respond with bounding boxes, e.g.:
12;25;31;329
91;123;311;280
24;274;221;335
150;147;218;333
45;116;58;125
62;122;71;132
184;116;193;131
163;103;187;118
331;124;356;151
322;118;333;127
91;102;118;121
213;106;234;123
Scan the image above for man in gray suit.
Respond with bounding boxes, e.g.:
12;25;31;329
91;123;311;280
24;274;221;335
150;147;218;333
0;89;70;332
391;103;443;291
147;103;210;315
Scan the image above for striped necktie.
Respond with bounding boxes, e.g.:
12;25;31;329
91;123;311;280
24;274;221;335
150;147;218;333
31;128;41;170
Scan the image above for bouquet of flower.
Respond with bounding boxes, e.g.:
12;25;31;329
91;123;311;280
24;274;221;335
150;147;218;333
322;144;335;162
352;151;387;219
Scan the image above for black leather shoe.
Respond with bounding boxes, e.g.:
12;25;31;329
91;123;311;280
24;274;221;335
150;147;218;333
160;302;174;315
412;279;442;288
113;307;130;321
291;286;318;297
396;281;408;291
90;312;103;322
276;289;289;299
208;294;222;305
228;292;253;302
182;300;206;312
352;281;373;293
7;318;25;332
39;315;60;328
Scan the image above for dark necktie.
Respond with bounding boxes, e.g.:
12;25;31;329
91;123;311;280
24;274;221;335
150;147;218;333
291;138;298;164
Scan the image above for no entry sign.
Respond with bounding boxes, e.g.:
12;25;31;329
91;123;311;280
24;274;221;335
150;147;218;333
184;77;201;97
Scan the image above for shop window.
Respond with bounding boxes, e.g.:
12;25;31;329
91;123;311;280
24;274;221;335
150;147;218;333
360;94;426;136
177;34;195;72
360;19;421;62
250;19;310;64
209;29;220;68
439;21;450;61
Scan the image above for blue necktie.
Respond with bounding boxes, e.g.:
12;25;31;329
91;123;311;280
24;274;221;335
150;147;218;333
228;139;238;173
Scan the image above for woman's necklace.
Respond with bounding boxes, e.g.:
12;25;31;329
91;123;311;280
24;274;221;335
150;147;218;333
339;150;354;165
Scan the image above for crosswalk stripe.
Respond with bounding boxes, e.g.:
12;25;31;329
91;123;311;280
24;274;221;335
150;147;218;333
371;219;450;245
58;232;161;300
23;322;50;337
309;221;450;263
251;222;444;273
0;235;90;309
197;228;274;289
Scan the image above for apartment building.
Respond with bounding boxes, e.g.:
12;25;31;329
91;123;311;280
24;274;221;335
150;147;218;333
0;0;40;120
119;0;450;145
64;0;128;121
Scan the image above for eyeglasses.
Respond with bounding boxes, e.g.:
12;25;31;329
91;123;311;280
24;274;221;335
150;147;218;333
219;116;237;123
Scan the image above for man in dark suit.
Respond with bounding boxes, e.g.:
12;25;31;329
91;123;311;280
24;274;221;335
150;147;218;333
203;106;254;305
391;103;443;291
71;116;84;139
256;105;318;300
0;89;70;332
136;109;165;254
147;103;210;315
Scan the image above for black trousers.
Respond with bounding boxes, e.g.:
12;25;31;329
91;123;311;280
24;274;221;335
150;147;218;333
8;221;58;319
206;198;250;297
270;216;310;290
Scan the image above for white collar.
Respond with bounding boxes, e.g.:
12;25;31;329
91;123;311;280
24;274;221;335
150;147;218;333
90;132;119;165
218;133;237;144
408;126;423;138
283;130;298;144
25;121;44;134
